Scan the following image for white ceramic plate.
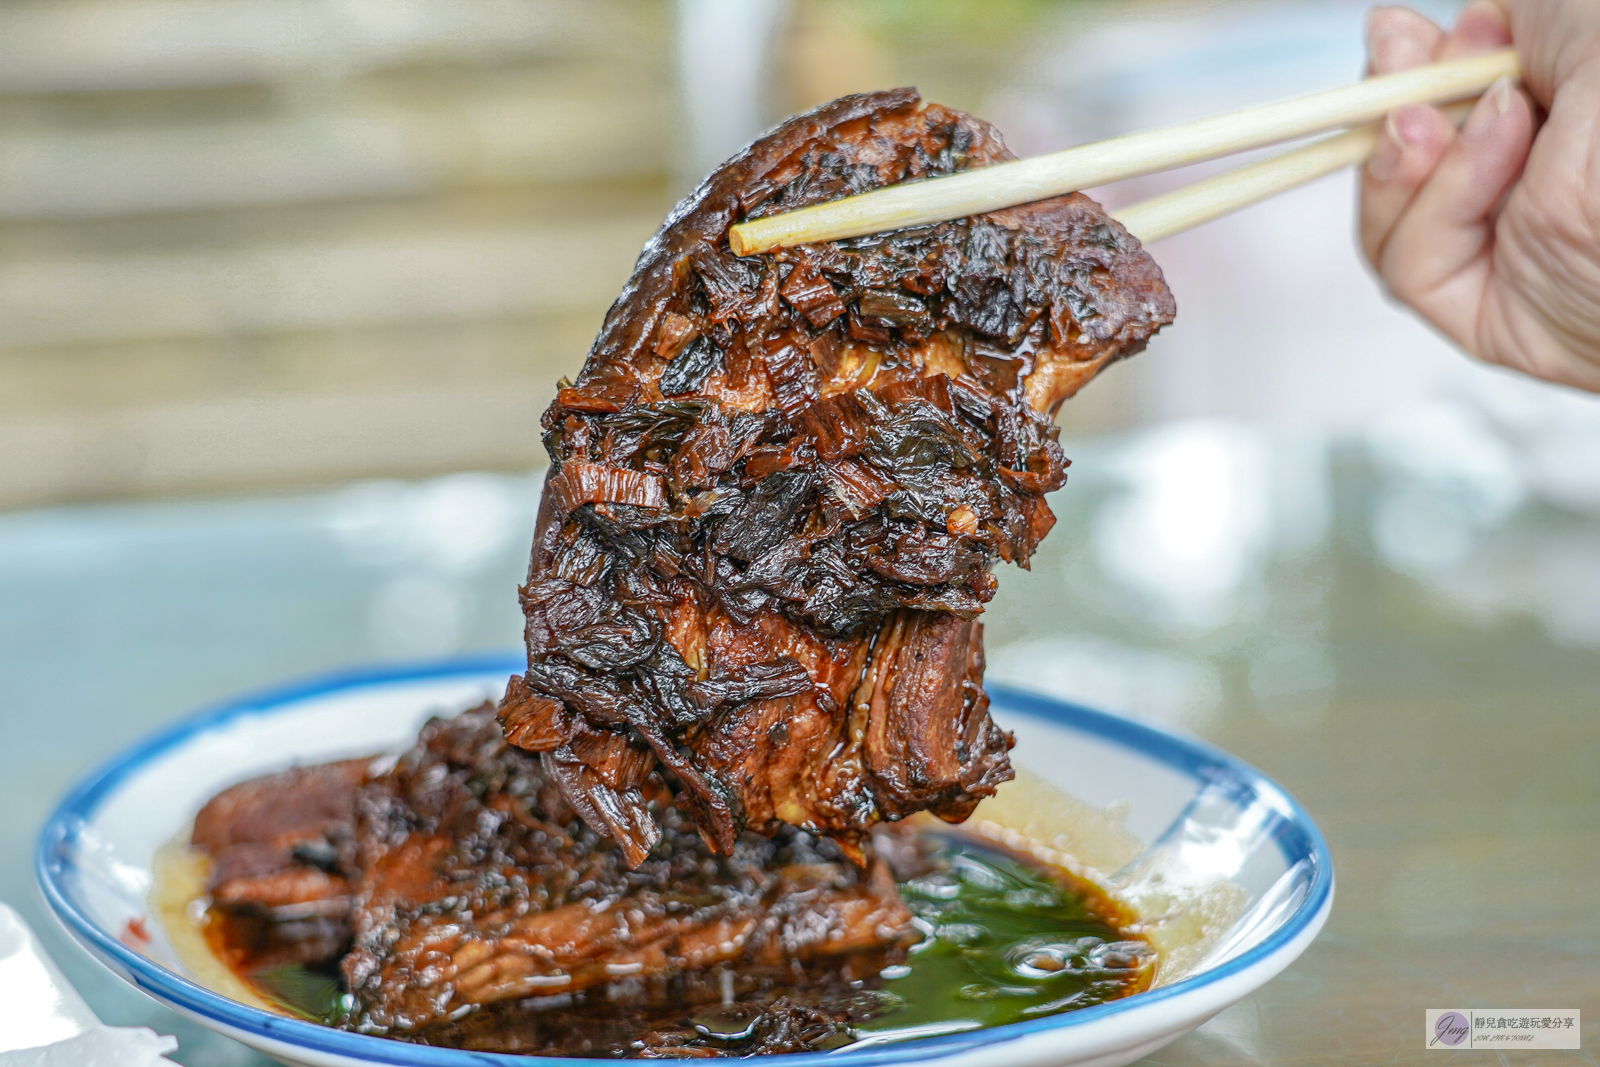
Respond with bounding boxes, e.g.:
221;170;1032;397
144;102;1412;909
37;656;1332;1067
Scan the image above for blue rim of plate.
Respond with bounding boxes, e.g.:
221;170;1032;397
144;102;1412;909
37;655;1333;1066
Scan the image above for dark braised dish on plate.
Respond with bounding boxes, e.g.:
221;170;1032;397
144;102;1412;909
195;704;1154;1056
185;87;1173;1056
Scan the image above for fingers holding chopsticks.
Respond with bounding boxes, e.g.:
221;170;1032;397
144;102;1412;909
1360;104;1455;266
1356;5;1452;267
1370;79;1534;353
1359;2;1536;354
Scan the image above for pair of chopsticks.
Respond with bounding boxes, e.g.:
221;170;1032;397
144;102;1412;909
728;50;1519;253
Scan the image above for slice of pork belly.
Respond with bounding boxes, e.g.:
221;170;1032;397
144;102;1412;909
341;705;915;1036
191;757;371;965
502;88;1174;864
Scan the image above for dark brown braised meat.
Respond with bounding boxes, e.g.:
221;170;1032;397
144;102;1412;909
193;758;369;968
344;704;914;1038
196;704;920;1052
501;88;1174;863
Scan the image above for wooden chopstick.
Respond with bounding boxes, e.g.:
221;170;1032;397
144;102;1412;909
1112;124;1382;244
727;50;1519;255
1111;100;1477;244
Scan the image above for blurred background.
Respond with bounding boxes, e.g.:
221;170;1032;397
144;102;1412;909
5;0;1560;506
4;0;1598;1063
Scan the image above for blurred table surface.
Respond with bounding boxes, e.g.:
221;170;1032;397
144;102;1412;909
2;423;1597;1066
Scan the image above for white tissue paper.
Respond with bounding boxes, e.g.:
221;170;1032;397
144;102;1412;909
1;1027;179;1067
0;903;178;1066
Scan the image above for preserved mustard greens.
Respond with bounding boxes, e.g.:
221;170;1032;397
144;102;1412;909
231;831;1150;1051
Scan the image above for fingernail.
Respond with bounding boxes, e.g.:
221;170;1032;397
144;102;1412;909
1365;9;1431;72
1461;76;1514;144
1490;74;1515;115
1456;0;1513;49
1364;7;1394;66
1368;113;1406;181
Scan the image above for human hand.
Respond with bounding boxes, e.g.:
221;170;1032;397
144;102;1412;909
1360;0;1600;392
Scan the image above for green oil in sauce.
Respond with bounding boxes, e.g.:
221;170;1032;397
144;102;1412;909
855;832;1152;1045
249;963;349;1024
